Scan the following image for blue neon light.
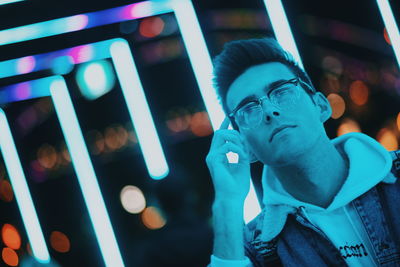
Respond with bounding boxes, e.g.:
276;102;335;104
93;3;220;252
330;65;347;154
0;1;173;46
0;109;50;263
110;40;169;179
262;0;304;68
377;0;400;69
0;0;24;6
50;77;125;267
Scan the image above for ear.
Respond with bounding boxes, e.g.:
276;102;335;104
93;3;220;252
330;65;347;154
313;92;332;123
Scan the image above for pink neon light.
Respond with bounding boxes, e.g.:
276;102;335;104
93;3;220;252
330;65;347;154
16;56;36;74
68;45;94;64
121;2;154;20
14;82;32;101
67;14;89;31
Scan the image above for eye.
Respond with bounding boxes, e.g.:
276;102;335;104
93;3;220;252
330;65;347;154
271;84;294;97
240;101;259;113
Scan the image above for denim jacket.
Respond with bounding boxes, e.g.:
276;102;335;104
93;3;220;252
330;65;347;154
243;150;400;266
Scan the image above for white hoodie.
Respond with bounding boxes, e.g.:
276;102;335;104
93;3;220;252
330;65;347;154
211;132;394;267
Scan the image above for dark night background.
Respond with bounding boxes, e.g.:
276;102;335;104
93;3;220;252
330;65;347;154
0;0;399;266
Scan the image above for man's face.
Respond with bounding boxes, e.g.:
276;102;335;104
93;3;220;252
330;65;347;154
226;62;329;166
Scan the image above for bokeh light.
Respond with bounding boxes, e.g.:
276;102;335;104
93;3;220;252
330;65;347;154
397;112;400;132
0;180;13;202
337;118;361;136
190;111;213;137
104;127;121;151
377;128;398;151
50;231;70;253
1;224;21;250
327;93;346;119
139;17;165;38
37;144;58;169
349;80;369;106
384;27;391;45
76;60;115;100
120;185;146;214
2;247;18;266
322;56;343;76
141;206;166;230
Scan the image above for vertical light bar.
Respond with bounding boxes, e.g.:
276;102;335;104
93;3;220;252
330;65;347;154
110;40;169;180
377;0;400;68
0;110;50;263
172;0;225;129
49;77;124;267
172;0;260;222
263;0;304;68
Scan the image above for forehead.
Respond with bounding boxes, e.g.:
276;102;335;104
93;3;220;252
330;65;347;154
226;62;295;111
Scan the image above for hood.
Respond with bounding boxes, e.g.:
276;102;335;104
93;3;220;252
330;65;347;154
261;132;392;211
255;132;393;242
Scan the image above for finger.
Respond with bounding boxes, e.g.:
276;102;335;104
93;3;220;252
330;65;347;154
210;130;243;150
219;117;231;130
214;142;250;163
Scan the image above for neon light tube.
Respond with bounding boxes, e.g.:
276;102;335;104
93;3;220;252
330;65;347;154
50;77;124;267
263;0;304;69
377;0;400;69
0;109;50;263
0;1;172;46
172;0;225;129
110;40;169;179
0;0;24;5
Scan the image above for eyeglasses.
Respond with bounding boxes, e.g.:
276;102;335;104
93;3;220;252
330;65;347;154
228;77;315;130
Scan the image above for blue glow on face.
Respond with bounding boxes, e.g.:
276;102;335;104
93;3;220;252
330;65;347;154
262;0;304;69
0;109;50;263
50;77;125;267
377;0;400;69
110;39;169;180
76;60;115;100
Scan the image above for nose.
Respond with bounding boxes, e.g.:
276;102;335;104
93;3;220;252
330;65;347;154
260;100;280;123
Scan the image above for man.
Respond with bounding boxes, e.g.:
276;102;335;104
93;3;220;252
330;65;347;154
206;37;400;266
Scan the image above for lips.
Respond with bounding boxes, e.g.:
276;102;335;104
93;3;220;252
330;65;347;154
269;125;297;142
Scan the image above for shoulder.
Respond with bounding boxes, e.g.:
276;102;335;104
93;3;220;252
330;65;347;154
243;210;280;264
389;150;400;178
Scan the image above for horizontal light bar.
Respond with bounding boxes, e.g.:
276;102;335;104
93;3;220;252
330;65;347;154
0;109;50;263
377;0;400;69
263;0;304;68
0;1;173;46
50;77;124;267
0;0;24;6
110;40;169;179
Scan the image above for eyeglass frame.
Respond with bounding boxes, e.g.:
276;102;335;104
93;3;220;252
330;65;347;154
227;77;316;129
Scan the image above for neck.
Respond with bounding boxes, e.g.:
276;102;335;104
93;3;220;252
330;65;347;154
271;135;349;208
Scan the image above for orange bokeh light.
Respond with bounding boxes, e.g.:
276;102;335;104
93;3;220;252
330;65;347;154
50;231;70;253
377;128;398;151
327;93;346;119
139;17;165;38
37;144;58;169
190;112;213;137
1;224;21;250
397;113;400;132
384;27;391;45
0;180;13;202
349;80;369;106
337;118;361;136
141;206;166;230
2;247;18;266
